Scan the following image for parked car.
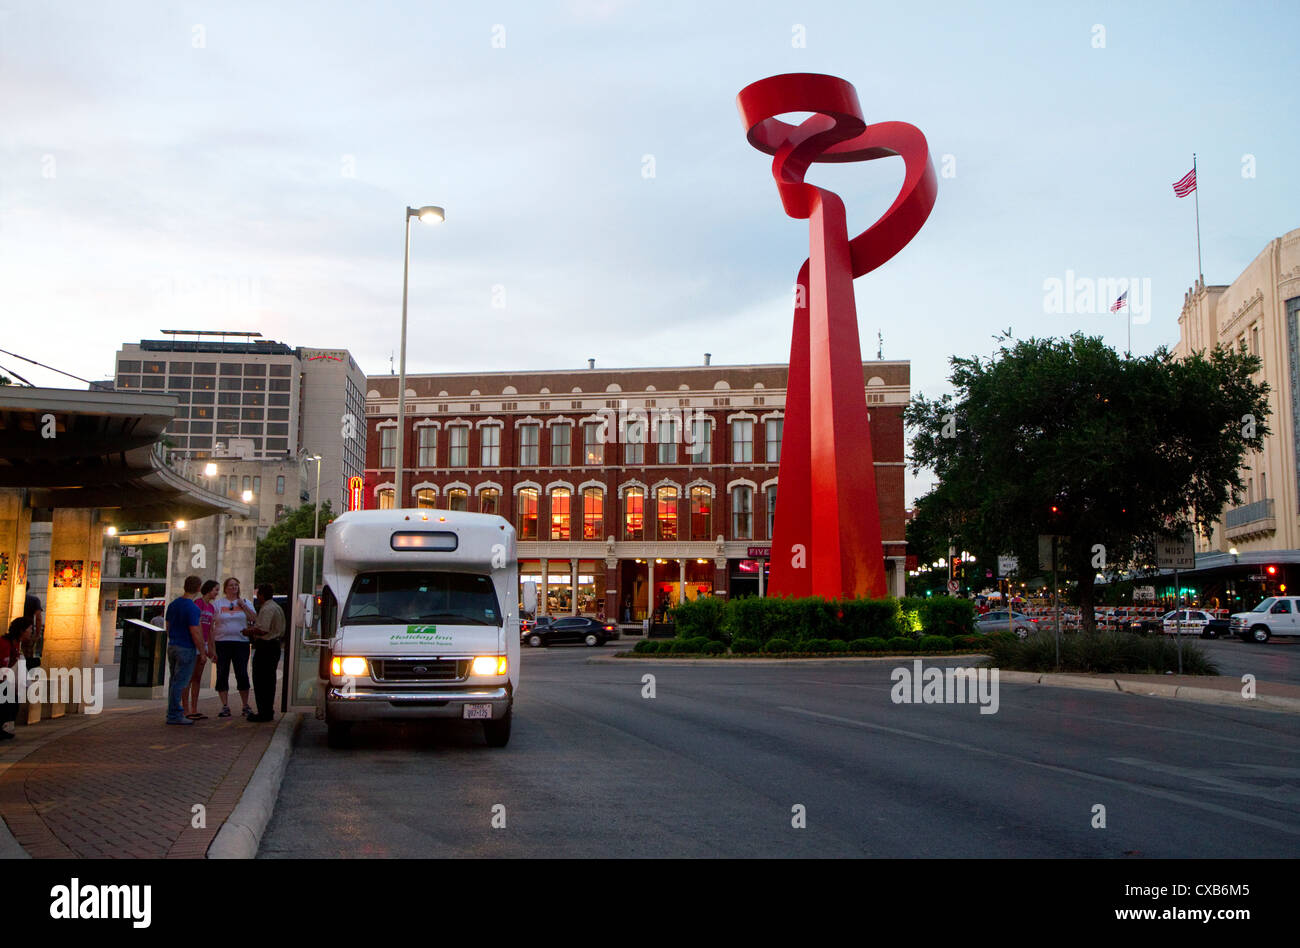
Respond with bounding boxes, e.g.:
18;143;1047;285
1203;616;1230;639
974;610;1035;639
520;615;558;644
1161;609;1216;636
1230;597;1300;643
524;616;620;648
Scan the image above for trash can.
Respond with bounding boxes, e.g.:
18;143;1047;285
118;618;167;699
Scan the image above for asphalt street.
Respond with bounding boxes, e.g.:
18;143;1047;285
260;644;1300;858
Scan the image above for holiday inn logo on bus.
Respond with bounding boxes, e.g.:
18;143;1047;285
391;625;454;645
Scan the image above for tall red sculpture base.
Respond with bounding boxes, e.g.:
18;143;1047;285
737;73;937;600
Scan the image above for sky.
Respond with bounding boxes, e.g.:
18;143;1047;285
2;0;1298;504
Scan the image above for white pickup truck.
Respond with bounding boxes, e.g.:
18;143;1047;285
1229;597;1300;643
314;508;535;748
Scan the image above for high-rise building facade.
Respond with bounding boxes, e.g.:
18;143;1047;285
363;361;909;620
1175;227;1300;553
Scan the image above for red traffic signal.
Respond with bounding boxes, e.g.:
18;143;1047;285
1266;565;1278;576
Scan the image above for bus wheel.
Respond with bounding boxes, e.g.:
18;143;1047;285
483;708;512;748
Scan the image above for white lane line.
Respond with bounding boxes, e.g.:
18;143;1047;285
780;706;1300;836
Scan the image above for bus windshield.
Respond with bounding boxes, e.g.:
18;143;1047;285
343;571;502;627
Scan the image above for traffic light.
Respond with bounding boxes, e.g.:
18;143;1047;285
1266;565;1278;578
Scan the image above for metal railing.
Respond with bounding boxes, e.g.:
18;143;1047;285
1224;498;1274;528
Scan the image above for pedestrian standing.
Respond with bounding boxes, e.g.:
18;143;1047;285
184;580;220;719
0;617;33;740
212;577;256;718
246;583;285;722
164;576;204;726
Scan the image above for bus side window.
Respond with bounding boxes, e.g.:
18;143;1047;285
319;586;338;638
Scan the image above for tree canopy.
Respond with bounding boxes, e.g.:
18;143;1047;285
254;501;336;595
905;334;1270;627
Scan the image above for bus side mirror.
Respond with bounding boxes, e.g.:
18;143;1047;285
521;582;538;615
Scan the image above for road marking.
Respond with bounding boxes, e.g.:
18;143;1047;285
781;706;1300;836
1109;758;1300;801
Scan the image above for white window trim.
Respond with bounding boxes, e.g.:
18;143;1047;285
516;415;543;428
577;479;605;495
443;480;472;494
760;477;779;491
373;481;395;497
475;480;505;495
475;417;504;429
545;416;575;428
684;478;715;495
651;478;683;495
759;411;784;424
513;480;542;495
545;480;576;495
618;479;648;498
727;477;759;492
376;419;398;429
444;417;471;428
410;480;440;496
412;418;441;429
726;410;759;425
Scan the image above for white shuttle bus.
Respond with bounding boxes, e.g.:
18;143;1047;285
315;508;535;748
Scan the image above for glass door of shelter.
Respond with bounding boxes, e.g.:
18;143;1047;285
287;537;325;710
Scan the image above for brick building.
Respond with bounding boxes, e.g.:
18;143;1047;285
363;361;908;620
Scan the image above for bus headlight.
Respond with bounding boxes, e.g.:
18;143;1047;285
470;655;507;676
331;656;368;677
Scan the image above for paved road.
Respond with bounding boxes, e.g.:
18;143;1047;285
261;645;1300;857
1195;636;1300;686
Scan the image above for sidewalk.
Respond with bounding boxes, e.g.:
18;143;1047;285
0;667;286;858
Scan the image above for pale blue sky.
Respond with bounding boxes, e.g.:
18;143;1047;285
2;0;1297;502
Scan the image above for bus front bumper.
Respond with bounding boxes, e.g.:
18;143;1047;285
326;686;511;721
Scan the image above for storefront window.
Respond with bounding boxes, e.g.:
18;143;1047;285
378;488;395;509
517;488;539;539
519;424;540;467
690;486;711;540
624;487;644;540
479;487;500;515
583;488;603;540
657;487;678;540
416;488;436;508
447;488;469;511
550;488;571;540
584;423;604;465
732;485;753;539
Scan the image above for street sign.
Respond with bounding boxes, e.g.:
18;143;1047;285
947;579;960;594
997;554;1019;576
1155;531;1195;570
1133;585;1155;601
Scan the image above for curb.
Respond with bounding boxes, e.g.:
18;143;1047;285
589;653;992;667
207;712;303;859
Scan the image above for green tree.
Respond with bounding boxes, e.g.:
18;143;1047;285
905;334;1269;630
255;501;336;595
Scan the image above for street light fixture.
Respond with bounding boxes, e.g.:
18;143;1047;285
204;462;218;477
394;204;445;509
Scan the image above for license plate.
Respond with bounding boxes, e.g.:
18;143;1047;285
462;704;493;720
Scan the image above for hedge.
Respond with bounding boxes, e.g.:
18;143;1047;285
670;597;729;642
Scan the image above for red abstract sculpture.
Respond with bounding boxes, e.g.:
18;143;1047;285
737;73;937;599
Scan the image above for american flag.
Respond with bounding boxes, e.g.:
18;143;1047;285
1172;168;1197;198
1110;290;1128;312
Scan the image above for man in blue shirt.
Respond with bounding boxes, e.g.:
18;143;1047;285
165;576;204;725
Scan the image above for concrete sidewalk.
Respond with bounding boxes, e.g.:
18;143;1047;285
0;667;288;858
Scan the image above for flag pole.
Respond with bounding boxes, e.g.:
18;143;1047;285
1193;153;1203;282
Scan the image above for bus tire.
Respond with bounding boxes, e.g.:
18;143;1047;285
1250;625;1271;644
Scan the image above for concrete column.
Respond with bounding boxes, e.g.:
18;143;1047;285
678;559;686;604
540;559;549;616
758;559;766;597
43;508;106;714
569;558;579;615
0;489;32;631
646;558;655;620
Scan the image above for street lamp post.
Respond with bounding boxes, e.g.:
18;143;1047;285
394;204;445;509
307;453;323;538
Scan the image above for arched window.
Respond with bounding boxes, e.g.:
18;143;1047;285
732;485;753;539
582;488;603;540
657;486;679;541
415;488;436;508
517;488;539;540
550;488;571;540
447;488;469;511
690;486;711;540
623;487;644;540
378;488;395;510
479;487;500;515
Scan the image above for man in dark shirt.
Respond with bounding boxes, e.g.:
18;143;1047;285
246;583;286;722
22;594;42;666
164;576;204;725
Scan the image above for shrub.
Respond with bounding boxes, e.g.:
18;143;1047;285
951;635;982;650
722;597;796;644
887;636;917;652
839;597;903;641
918;634;953;652
847;638;874;652
984;630;1220;675
632;639;657;654
824;639;848;653
702;640;726;655
856;637;889;652
763;638;792;654
801;638;832;653
671;597;729;642
687;636;712;653
920;597;976;638
731;638;760;654
669;639;697;654
896;596;927;636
